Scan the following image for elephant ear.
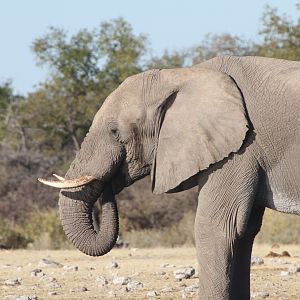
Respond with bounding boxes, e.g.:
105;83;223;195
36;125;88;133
151;68;249;194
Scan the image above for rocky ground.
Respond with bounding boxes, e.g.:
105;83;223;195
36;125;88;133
0;244;299;299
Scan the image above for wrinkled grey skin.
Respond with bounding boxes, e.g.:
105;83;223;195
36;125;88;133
58;56;300;300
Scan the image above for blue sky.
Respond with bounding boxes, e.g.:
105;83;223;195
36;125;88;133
0;0;298;95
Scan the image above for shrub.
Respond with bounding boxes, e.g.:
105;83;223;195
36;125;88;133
256;208;300;244
122;211;195;248
22;209;71;249
0;219;29;249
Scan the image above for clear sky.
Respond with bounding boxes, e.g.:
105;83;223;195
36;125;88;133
0;0;298;95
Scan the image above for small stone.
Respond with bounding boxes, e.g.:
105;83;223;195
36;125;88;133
160;263;176;268
30;269;43;277
251;291;269;298
287;264;300;274
174;267;195;280
5;278;21;286
47;282;61;289
107;261;119;269
181;292;188;299
280;271;290;276
48;292;57;296
15;296;37;300
251;256;264;266
39;275;56;283
147;290;158;298
161;287;176;293
62;265;78;271
0;264;14;269
153;271;166;276
87;266;96;270
126;280;143;291
108;290;116;298
95;276;108;286
113;276;131;285
185;284;199;293
70;286;88;292
38;258;62;268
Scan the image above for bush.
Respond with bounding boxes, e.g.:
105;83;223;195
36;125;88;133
122;208;300;248
23;209;70;249
256;208;300;244
122;211;195;248
0;219;29;249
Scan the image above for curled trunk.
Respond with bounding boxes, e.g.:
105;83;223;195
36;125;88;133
58;182;119;256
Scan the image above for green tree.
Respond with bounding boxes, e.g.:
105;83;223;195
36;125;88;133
23;18;148;153
255;4;300;60
192;33;253;64
0;81;13;140
98;18;147;91
147;50;188;69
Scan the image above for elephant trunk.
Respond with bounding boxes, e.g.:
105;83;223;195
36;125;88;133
58;182;119;256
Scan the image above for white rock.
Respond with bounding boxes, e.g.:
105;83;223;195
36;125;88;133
15;296;37;300
0;264;15;269
63;265;78;271
147;290;158;298
161;287;176;293
107;261;119;269
160;263;176;268
5;278;21;286
181;292;188;298
185;284;199;293
70;286;88;292
108;290;116;298
251;291;270;298
153;271;166;276
251;256;264;266
280;271;290;276
126;280;143;291
113;276;131;285
174;267;195;280
39;275;56;283
95;276;108;286
287;264;300;274
47;282;61;289
30;269;43;277
38;258;62;268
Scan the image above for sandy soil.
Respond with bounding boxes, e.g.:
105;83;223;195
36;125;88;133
0;244;299;299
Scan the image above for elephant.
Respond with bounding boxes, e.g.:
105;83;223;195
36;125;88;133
39;55;300;300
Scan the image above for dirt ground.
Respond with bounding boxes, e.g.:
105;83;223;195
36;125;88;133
0;244;299;300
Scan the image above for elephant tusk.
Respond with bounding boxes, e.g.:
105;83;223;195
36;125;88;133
52;173;65;181
38;175;96;188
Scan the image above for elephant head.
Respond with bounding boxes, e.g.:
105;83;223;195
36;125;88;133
39;67;248;256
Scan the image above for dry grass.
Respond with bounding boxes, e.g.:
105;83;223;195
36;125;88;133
0;244;299;299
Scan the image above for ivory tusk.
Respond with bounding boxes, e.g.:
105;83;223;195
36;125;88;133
38;175;96;188
52;173;65;181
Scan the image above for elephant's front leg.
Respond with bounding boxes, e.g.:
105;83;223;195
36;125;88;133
195;151;260;300
195;215;236;299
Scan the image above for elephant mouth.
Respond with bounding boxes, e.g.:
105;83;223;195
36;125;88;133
38;174;96;189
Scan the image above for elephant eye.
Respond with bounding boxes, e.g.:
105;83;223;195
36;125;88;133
111;128;118;135
109;127;122;141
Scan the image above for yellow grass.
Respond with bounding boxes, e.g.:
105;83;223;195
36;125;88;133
0;244;299;299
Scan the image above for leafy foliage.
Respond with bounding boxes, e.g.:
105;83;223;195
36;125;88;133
255;5;300;60
192;33;253;64
147;50;188;69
